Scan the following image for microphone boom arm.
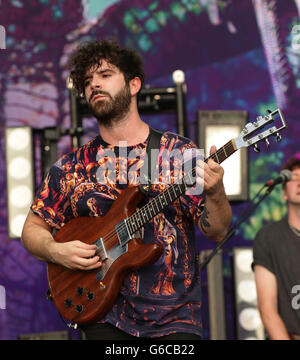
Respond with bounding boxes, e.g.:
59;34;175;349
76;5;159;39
200;182;277;270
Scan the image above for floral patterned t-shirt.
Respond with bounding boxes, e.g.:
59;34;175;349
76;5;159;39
31;131;205;338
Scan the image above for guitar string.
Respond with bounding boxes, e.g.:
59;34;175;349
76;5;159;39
98;141;235;249
98;140;235;249
119;140;235;232
120;141;234;238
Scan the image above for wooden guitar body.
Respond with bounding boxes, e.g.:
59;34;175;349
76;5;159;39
47;186;164;325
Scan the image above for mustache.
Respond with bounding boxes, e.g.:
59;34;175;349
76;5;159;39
89;90;111;102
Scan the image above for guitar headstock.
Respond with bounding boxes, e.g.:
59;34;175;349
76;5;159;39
234;109;287;152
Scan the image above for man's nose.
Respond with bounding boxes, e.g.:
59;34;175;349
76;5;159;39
90;77;102;90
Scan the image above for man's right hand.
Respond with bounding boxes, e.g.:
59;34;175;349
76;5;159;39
21;212;102;271
49;240;102;270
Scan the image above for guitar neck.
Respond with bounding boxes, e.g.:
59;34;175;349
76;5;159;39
126;139;237;235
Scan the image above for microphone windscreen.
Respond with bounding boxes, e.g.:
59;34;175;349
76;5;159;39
280;169;292;182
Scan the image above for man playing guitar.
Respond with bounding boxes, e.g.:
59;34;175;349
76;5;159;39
21;39;232;340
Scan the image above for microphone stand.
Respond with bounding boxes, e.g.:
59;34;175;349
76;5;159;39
200;183;277;270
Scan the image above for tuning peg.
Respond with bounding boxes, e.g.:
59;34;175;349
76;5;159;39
253;143;260;153
265;138;270;148
276;132;282;142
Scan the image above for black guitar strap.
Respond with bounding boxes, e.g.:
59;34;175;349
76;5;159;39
140;127;163;193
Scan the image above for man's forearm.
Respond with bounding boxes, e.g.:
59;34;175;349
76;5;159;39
260;310;291;340
198;186;232;242
21;214;56;263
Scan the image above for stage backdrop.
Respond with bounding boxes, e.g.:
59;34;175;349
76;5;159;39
0;0;299;340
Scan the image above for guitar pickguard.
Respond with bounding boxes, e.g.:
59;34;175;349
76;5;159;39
95;243;128;281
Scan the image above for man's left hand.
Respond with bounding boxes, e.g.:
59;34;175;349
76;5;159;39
196;145;225;197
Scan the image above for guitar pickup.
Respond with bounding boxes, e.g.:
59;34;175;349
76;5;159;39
94;237;108;261
115;219;132;247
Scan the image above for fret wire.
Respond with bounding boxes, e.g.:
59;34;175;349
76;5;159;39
141;209;145;223
127;139;236;234
217;148;225;162
167;188;173;203
162;192;167;206
131;213;139;232
140;208;146;223
148;202;153;216
131;221;136;233
214;151;220;163
172;184;177;198
186;171;194;187
205;141;234;164
182;176;187;191
158;194;163;208
154;196;160;213
143;204;150;222
136;213;141;227
126;220;133;235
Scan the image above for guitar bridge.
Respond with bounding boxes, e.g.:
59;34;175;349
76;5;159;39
94;237;108;261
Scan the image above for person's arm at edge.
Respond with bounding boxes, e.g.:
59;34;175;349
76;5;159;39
196;145;232;242
21;211;57;263
254;264;291;340
198;182;232;242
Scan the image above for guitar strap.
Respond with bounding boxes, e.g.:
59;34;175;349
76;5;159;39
140;127;163;194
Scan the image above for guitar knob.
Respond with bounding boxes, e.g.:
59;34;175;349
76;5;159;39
253;144;260;153
75;304;84;313
265;138;270;148
76;287;84;296
46;289;53;301
64;299;73;308
87;292;95;301
276;133;282;142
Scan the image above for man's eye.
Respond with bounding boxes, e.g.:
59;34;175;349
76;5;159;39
84;81;90;87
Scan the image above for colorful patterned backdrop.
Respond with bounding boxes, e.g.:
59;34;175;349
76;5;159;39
0;0;299;339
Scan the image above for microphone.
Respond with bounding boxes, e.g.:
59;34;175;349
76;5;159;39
266;169;292;187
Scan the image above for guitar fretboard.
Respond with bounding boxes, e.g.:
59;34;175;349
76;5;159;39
126;139;236;235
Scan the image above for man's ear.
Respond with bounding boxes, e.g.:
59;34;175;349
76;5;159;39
129;77;141;96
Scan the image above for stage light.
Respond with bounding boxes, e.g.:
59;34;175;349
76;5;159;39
233;247;265;340
197;110;249;201
172;69;185;84
8;157;31;179
5;127;35;238
10;185;32;208
237;280;257;303
239;307;262;331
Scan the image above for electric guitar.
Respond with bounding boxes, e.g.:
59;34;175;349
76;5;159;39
47;108;286;326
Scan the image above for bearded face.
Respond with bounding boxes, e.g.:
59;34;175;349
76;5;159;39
84;60;133;127
88;84;132;127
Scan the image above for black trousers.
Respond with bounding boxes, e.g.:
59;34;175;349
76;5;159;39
81;322;202;340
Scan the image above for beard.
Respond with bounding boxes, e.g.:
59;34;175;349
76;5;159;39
88;84;131;127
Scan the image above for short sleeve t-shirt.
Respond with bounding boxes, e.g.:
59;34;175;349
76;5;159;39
253;218;300;335
31;131;205;338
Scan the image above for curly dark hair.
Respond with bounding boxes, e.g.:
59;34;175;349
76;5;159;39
68;39;145;96
281;155;300;172
281;154;300;188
